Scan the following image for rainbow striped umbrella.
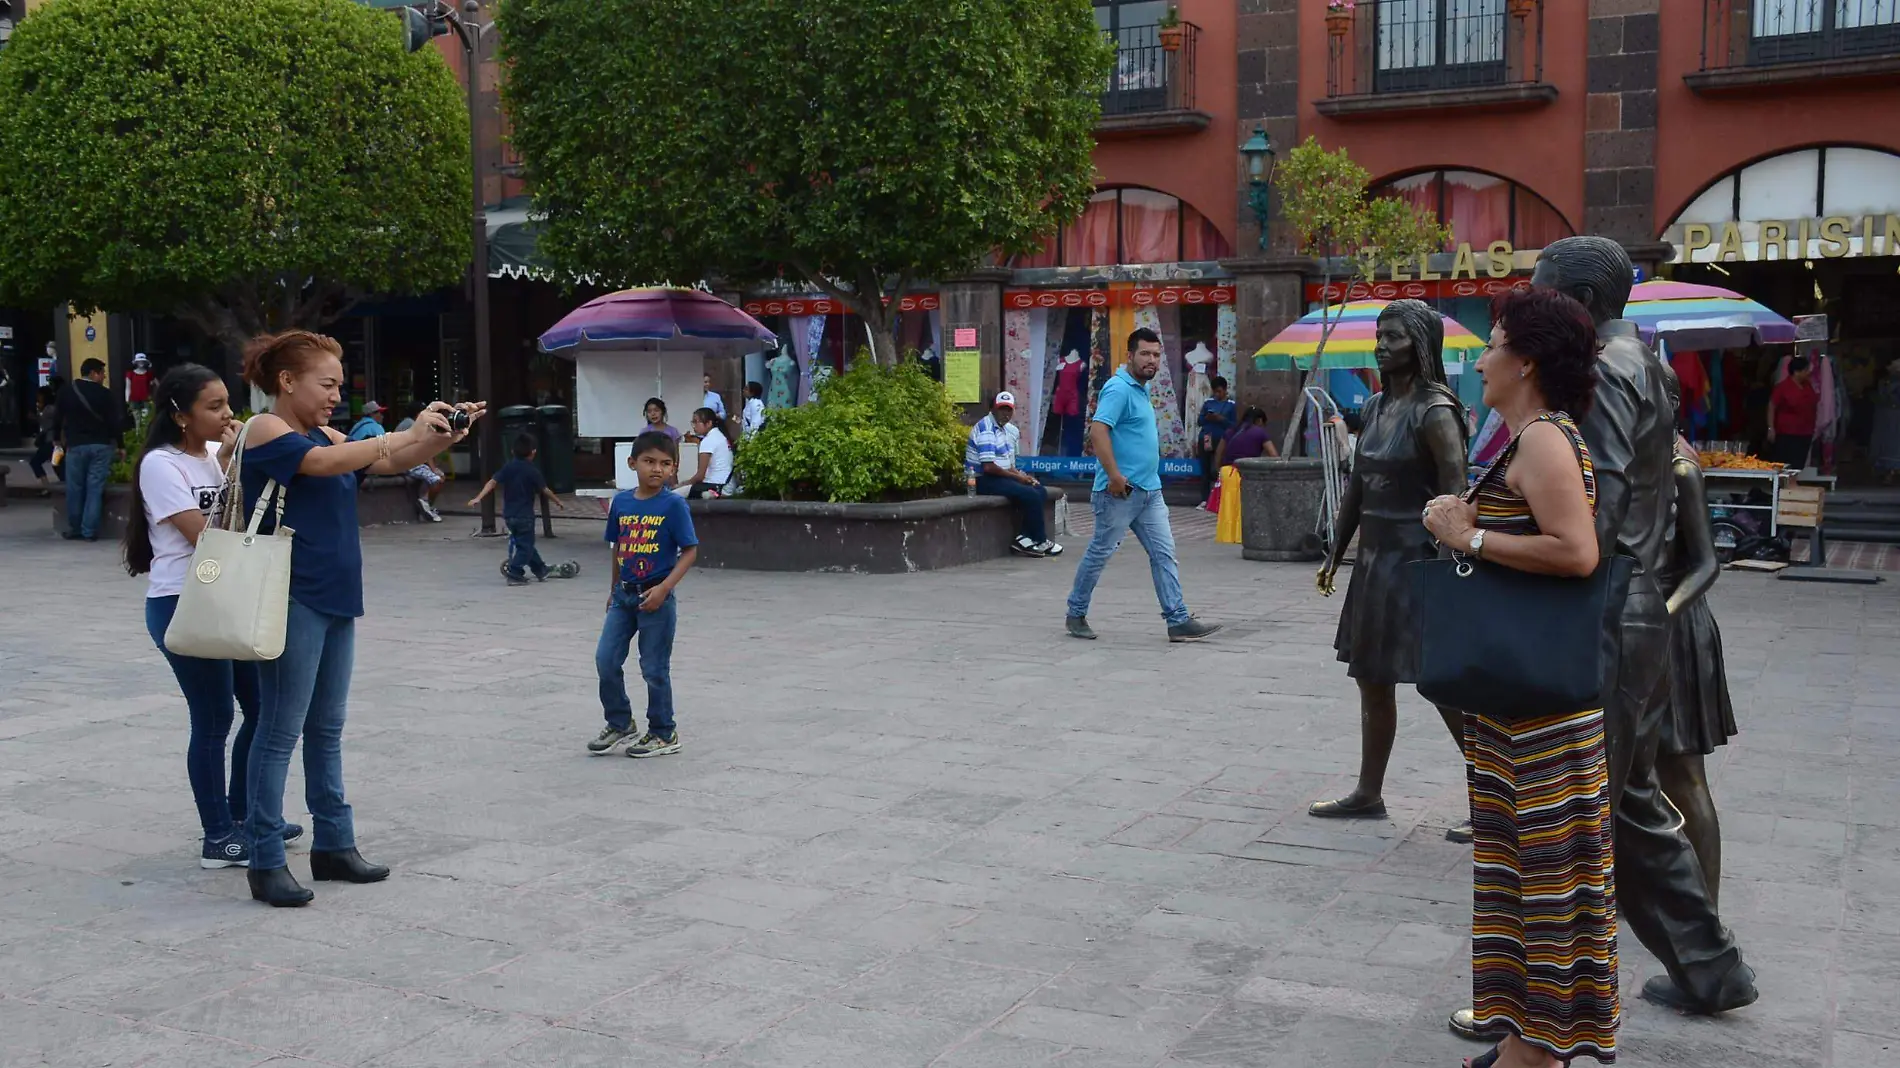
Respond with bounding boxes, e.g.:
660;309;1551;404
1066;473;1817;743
1623;279;1796;350
1253;300;1487;371
539;287;776;355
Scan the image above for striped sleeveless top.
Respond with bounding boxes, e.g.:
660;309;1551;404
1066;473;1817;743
1471;413;1597;536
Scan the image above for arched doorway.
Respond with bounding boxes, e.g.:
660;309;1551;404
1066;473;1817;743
1661;145;1900;481
1369;167;1574;252
1011;186;1233;269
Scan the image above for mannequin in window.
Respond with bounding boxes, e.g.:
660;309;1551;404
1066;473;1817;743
1182;341;1214;427
1312;300;1469;834
765;346;796;410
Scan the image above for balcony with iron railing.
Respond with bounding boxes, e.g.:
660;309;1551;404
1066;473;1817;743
1096;22;1210;137
1318;0;1556;119
1690;0;1900;93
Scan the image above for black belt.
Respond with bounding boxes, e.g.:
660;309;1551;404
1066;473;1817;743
617;576;669;595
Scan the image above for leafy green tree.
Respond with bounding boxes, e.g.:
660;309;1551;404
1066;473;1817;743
1275;136;1449;454
500;0;1114;364
0;0;471;358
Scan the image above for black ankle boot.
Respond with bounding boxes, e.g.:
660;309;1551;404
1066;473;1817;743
248;866;314;907
309;847;390;884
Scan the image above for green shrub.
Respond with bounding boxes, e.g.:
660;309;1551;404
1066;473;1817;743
110;408;151;484
738;357;966;503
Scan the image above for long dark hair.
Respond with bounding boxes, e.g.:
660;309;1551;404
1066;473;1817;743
1379;298;1468;448
692;406;733;444
123;364;226;578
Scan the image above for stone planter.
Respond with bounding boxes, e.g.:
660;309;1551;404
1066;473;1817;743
1235;457;1327;562
51;478;430;537
687;489;1060;573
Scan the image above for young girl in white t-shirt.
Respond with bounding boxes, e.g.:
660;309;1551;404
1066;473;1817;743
122;364;294;871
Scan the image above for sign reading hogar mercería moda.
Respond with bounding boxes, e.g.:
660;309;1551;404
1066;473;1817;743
1672;214;1900;262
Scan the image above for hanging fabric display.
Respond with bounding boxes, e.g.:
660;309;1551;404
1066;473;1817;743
787;315;817;405
1134;305;1190;458
802;315;828;402
1025;309;1052;456
1004;308;1034;418
1085;308;1111;455
1216;304;1239;386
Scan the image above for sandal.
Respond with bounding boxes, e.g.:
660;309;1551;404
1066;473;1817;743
1463;1046;1501;1068
1308;795;1387;819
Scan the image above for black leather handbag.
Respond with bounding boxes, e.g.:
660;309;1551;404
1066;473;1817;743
1409;428;1633;720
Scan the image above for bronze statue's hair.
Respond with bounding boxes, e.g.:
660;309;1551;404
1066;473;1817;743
1536;236;1634;323
1378;299;1466;441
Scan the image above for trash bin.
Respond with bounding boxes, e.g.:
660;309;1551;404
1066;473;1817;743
536;404;575;494
496;405;537;473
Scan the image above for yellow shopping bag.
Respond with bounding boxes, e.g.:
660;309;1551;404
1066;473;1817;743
1215;465;1242;544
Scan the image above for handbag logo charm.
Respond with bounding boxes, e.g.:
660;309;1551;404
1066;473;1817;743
195;559;223;584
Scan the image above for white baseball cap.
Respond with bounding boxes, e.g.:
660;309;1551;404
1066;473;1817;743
993;391;1016;407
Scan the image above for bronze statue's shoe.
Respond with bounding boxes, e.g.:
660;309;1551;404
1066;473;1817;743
1639;970;1759;1015
1446;819;1475;843
1448;1008;1509;1041
1308;795;1387;819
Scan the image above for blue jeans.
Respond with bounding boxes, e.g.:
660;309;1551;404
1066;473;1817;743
65;443;113;538
506;518;548;579
1065;487;1189;626
245;601;355;870
975;474;1047;544
596;588;677;736
145;595;260;842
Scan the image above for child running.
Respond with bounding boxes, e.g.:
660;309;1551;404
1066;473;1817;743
468;432;576;586
587;431;698;758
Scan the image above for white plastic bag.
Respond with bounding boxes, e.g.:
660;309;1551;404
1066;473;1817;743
1053;494;1072;536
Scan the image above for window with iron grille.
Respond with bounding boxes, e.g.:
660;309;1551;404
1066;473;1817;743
1750;0;1900;64
1374;0;1508;93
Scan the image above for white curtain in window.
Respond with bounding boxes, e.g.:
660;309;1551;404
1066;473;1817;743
1838;0;1899;29
1755;0;1822;36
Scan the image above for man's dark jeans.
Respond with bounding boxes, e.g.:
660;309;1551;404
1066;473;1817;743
975;474;1046;543
65;443;113;538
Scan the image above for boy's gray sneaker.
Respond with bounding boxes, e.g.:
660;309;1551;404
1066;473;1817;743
1167;618;1222;643
1065;615;1096;640
587;726;637;754
626;731;682;758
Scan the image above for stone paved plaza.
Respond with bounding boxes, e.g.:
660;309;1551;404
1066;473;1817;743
1;501;1897;1067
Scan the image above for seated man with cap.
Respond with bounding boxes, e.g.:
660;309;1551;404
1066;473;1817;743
968;391;1062;558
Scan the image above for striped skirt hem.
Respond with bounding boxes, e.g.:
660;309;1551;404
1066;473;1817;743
1468;706;1619;1063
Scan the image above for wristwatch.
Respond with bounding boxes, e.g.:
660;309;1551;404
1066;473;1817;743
1468;530;1486;557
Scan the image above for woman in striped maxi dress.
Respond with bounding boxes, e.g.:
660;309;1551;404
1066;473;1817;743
1423;288;1617;1067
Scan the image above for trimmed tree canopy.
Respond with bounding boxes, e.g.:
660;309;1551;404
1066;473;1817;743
499;0;1114;363
0;0;471;356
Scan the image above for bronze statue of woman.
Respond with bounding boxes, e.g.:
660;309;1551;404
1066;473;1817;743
1657;369;1735;907
1313;299;1469;832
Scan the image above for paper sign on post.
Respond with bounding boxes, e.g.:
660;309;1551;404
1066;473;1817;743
944;350;982;403
953;327;978;349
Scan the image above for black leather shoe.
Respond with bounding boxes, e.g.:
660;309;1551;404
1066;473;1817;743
309;848;390;884
1640;969;1759;1015
248;866;314;907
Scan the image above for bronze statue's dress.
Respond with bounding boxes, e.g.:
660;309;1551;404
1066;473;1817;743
1334;389;1462;685
1659;444;1738;757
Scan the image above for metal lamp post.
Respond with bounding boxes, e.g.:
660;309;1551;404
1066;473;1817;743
1241;125;1276;251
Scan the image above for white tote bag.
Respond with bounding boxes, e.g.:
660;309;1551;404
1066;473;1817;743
164;420;294;661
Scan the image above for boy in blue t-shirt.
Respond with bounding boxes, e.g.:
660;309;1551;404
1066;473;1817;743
587;431;699;758
467;432;574;585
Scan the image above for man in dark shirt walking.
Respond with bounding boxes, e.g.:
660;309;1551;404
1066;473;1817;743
52;358;125;541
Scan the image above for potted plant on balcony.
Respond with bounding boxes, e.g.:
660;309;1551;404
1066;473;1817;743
1325;0;1354;37
1157;5;1183;52
1507;0;1536;16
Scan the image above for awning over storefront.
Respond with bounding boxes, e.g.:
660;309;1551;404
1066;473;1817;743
486;197;550;280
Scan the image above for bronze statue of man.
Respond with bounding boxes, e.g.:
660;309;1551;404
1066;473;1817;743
1450;238;1757;1040
1311;300;1470;840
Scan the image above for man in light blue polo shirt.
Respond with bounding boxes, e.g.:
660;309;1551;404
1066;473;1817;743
1065;328;1221;642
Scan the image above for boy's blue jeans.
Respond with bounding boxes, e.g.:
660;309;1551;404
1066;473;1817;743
506;518;548;579
1065;487;1189;626
596;588;676;736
